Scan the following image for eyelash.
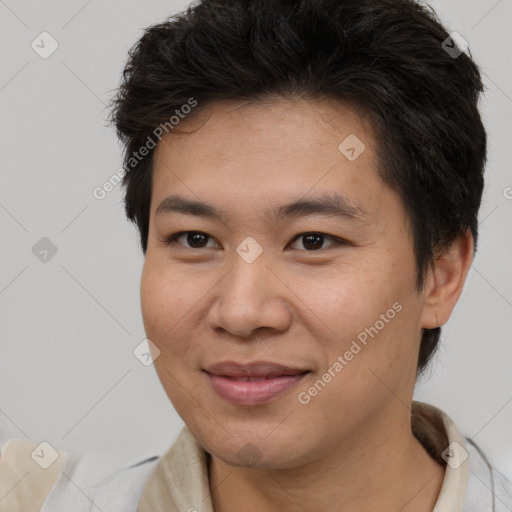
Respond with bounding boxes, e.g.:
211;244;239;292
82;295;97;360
164;231;348;252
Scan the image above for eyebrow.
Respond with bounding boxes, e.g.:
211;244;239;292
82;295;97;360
155;192;369;225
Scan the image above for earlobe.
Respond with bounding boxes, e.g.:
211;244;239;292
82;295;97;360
420;230;474;329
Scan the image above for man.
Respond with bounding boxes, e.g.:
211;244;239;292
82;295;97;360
3;0;509;511
108;0;511;510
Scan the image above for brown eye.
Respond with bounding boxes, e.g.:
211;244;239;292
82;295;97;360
165;231;219;249
288;232;344;251
164;231;347;252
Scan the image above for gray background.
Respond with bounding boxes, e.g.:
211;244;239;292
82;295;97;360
1;0;511;477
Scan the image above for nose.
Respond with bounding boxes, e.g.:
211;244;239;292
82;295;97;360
205;249;292;339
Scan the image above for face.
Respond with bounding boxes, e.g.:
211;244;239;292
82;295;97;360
141;97;430;469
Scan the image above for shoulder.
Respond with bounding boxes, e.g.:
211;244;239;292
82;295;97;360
88;453;160;511
38;444;160;512
464;438;512;512
411;402;512;511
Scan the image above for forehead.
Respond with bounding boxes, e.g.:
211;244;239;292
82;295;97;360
150;96;397;228
158;96;375;153
154;96;375;175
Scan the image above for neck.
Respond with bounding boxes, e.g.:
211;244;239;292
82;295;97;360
208;407;445;512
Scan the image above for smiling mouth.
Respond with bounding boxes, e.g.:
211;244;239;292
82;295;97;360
204;371;311;406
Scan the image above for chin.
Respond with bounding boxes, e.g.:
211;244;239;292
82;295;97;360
189;420;313;470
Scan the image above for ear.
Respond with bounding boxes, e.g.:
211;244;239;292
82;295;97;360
420;229;474;329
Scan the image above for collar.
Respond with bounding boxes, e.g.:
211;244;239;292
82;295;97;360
137;401;472;512
0;439;68;512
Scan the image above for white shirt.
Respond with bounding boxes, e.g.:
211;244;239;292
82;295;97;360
1;402;510;511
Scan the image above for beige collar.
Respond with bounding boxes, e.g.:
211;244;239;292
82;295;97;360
138;401;469;512
0;439;68;512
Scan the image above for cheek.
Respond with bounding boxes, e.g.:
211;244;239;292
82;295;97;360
303;256;421;379
299;282;420;435
298;262;403;341
140;260;167;337
140;259;190;353
140;259;201;409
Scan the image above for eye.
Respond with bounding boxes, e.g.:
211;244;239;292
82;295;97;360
165;231;220;249
164;231;347;251
165;231;348;252
288;232;345;251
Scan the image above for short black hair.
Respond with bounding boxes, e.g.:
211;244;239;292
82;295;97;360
109;0;487;375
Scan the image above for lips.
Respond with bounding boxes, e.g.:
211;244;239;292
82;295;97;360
203;360;311;406
204;360;309;379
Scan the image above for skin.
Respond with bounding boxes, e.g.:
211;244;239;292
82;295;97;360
141;96;474;512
